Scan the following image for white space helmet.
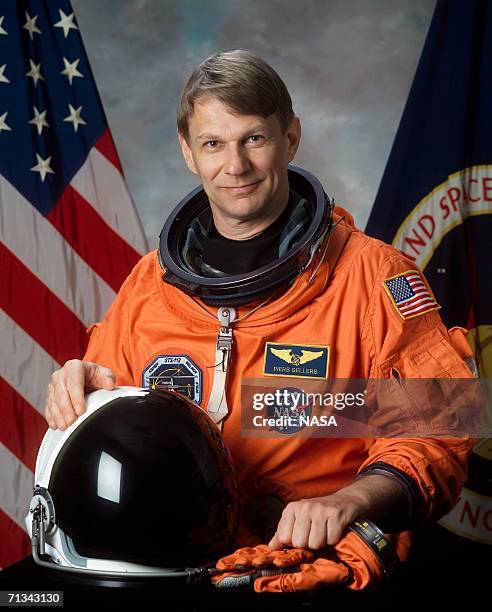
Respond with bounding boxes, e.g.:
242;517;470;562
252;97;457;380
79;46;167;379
25;386;238;581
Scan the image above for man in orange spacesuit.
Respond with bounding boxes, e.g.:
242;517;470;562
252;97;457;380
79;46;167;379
43;50;477;591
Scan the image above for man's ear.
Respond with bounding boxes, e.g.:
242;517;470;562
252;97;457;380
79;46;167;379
286;116;301;163
177;130;198;175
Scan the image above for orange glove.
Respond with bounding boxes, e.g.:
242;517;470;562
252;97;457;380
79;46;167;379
256;532;384;592
217;544;314;569
212;532;387;592
211;545;314;589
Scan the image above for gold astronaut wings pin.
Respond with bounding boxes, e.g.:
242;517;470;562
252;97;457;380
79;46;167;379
263;343;330;379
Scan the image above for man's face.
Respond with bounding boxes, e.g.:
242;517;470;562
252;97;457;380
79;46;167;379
178;96;301;224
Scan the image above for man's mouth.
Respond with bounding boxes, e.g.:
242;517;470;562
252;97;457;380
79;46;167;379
220;180;262;194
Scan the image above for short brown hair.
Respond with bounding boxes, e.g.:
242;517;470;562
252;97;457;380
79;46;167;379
177;50;294;142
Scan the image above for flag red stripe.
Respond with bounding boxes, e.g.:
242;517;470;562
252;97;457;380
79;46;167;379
0;509;30;569
0;244;88;364
400;302;436;314
46;185;141;293
399;295;431;307
403;300;437;310
94;129;124;174
401;302;438;315
400;297;436;311
0;379;47;474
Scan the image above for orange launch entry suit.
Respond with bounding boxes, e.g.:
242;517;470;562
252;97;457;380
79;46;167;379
84;207;475;553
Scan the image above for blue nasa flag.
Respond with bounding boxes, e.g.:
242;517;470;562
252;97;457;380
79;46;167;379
366;0;492;549
365;0;492;379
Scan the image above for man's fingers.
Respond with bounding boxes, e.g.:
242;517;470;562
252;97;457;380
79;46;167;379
271;497;361;552
326;520;345;546
308;519;329;550
45;360;117;431
271;505;296;548
51;361;87;429
44;398;57;430
270;501;349;551
268;533;283;551
86;363;116;391
52;381;77;430
44;389;53;424
46;382;67;430
64;362;88;416
291;514;311;549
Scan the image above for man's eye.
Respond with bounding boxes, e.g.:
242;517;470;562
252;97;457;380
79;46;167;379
205;140;218;148
248;134;264;143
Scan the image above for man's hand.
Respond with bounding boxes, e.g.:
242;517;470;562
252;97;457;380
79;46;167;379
268;474;408;550
44;360;115;431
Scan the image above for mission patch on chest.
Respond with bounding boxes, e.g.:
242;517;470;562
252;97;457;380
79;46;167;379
141;354;202;403
263;342;330;379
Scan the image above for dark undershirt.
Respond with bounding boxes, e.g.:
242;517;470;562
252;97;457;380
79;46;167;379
202;191;299;275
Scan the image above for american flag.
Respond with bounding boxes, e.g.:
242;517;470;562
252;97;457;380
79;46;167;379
0;1;148;569
384;270;440;320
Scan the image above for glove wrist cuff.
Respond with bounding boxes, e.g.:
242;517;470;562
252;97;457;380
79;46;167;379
347;518;400;581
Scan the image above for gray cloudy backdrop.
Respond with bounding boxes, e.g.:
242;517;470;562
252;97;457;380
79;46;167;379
71;0;436;248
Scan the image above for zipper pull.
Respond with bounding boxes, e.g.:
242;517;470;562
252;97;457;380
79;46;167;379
217;307;235;370
206;307;236;427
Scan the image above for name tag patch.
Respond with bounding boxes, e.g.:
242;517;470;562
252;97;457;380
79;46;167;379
263;343;330;379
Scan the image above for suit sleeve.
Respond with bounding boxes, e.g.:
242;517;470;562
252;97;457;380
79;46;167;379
83;268;136;386
357;250;477;526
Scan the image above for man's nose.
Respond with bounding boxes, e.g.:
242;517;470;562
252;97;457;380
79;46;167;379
224;144;251;175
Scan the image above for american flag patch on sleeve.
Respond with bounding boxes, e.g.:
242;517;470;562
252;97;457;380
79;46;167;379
383;270;440;320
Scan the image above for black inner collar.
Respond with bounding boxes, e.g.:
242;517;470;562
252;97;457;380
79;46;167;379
201;189;302;276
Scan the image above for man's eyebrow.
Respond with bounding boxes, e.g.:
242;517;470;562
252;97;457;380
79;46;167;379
195;125;269;142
